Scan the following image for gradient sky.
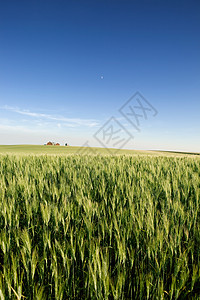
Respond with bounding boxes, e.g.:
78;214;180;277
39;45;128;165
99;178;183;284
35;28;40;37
0;0;199;152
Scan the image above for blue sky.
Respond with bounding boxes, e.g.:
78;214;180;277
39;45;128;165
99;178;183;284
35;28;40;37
0;0;199;151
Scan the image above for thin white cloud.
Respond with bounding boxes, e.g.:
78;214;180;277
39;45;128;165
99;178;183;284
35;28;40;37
0;123;49;134
1;105;99;127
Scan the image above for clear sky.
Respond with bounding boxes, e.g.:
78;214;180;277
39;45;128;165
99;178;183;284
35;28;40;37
0;0;199;152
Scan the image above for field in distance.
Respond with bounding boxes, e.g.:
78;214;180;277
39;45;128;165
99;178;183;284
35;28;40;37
0;144;199;156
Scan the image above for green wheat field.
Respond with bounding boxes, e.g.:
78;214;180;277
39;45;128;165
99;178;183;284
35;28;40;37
0;145;200;299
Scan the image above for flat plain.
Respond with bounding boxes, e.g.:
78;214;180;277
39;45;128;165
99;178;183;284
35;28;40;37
0;145;200;299
0;145;199;157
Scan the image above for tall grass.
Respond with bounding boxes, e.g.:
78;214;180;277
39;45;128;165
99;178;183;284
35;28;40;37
0;154;200;299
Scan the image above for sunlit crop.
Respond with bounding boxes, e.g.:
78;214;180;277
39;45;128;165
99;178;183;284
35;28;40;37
0;154;200;299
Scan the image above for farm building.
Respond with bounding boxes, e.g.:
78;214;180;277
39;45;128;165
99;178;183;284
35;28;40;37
56;143;60;146
47;141;53;145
